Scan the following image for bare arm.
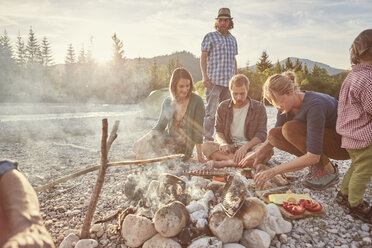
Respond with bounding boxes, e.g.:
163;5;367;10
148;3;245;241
234;136;262;163
215;132;231;154
254;152;320;188
200;51;210;88
234;57;238;74
0;169;55;248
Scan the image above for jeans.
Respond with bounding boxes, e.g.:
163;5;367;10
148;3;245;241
203;84;231;141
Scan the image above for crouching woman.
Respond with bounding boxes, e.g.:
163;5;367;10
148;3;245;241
133;68;206;162
241;71;350;189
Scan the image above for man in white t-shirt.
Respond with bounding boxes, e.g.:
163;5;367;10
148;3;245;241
203;74;271;168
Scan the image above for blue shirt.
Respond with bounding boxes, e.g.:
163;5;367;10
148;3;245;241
275;91;338;155
201;31;238;87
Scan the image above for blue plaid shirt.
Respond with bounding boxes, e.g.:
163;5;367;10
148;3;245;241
201;31;238;87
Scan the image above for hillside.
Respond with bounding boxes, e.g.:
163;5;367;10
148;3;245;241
125;51;203;82
249;57;346;75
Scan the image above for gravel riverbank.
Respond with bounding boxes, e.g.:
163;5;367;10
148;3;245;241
1;104;371;247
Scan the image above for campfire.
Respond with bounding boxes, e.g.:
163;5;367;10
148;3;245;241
112;166;293;247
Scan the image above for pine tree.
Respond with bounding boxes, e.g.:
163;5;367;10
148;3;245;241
0;29;14;60
26;27;40;64
285;57;294;71
41;37;54;66
149;58;159;90
65;44;76;64
167;58;176;77
78;45;86;64
15;33;26;67
112;33;125;67
303;63;309;75
175;55;182;68
294;59;302;72
256;50;272;73
274;60;282;74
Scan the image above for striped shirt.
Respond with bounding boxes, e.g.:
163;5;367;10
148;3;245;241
201;31;238;87
336;64;372;149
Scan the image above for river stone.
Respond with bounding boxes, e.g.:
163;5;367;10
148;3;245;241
188;236;223;248
90;224;104;238
223;244;246;248
258;203;292;237
74;239;98;248
209;211;243;243
241;229;271;248
154;201;189;237
121;214;157;247
143;233;182;248
238;197;267;229
59;233;79;248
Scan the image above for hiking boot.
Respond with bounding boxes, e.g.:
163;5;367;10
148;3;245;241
347;202;372;224
302;163;339;190
335;191;348;206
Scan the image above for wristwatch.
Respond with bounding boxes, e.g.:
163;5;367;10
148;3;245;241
0;160;19;179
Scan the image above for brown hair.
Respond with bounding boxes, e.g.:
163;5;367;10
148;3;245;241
350;29;372;65
229;74;250;91
169;67;194;100
263;71;299;108
214;19;234;30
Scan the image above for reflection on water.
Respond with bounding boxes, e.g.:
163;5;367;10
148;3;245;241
0;103;138;122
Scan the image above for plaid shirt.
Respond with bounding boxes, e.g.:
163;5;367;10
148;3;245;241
215;97;267;144
201;31;238;87
336;64;372;149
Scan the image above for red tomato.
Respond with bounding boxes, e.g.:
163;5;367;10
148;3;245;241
305;202;323;212
290;205;305;215
299;199;313;208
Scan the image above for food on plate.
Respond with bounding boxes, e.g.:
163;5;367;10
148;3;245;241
282;201;305;215
268;193;313;205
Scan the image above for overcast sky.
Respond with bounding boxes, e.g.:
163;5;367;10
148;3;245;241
1;0;371;69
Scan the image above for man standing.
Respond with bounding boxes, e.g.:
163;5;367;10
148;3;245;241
201;7;238;141
203;74;271;168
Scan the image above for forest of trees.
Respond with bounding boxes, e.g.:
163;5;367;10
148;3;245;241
0;28;349;104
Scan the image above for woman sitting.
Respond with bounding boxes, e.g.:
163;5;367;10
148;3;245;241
240;71;350;189
133;68;206;162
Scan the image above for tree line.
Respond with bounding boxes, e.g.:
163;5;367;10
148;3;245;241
195;50;349;101
0;27;183;103
0;28;348;103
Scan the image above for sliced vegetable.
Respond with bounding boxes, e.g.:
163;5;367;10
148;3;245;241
305;202;322;212
282;201;305;215
268;193;313;205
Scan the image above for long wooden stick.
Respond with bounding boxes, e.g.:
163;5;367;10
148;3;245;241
81;119;110;238
35;154;183;192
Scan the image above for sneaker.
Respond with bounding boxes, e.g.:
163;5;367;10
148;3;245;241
346;202;372;224
304;164;318;180
302;163;339;190
335;191;348;206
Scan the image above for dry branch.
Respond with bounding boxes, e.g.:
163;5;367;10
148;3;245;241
81;119;109;238
35;154;183;192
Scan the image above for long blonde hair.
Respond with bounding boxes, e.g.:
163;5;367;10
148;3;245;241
263;71;299;109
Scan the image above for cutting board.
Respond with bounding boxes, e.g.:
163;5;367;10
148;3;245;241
255;191;326;220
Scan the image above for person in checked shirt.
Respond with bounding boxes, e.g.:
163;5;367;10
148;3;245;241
336;29;372;224
201;7;238;142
